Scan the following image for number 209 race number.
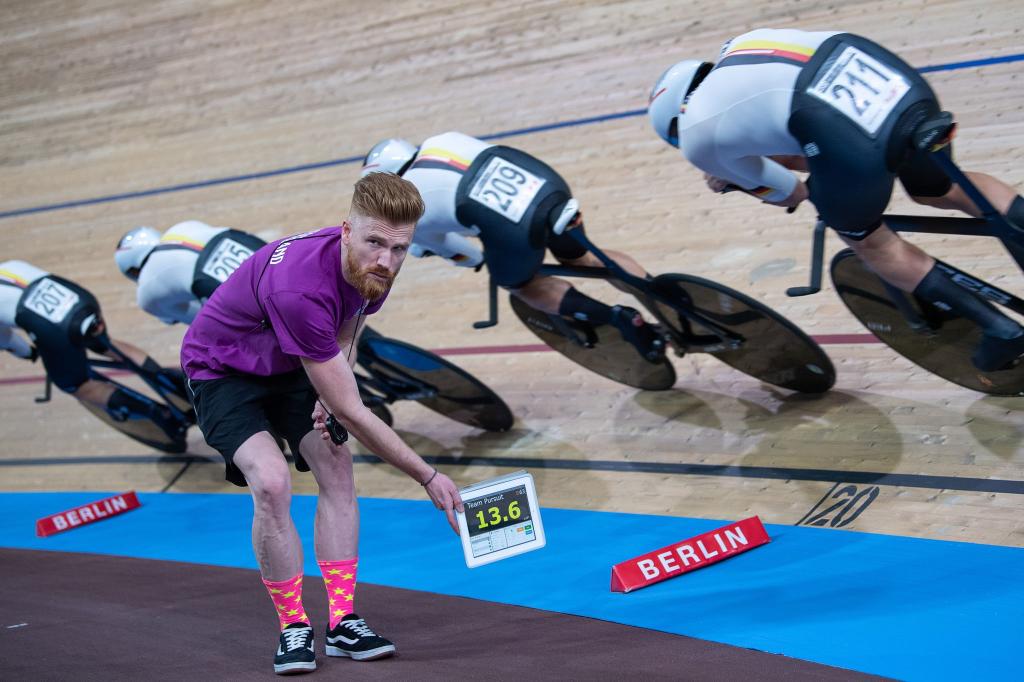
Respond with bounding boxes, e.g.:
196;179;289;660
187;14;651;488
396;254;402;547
468;157;547;223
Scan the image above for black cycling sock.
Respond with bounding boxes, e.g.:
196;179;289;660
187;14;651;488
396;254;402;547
913;264;1022;339
141;357;162;374
1006;195;1024;231
558;287;614;325
106;388;152;421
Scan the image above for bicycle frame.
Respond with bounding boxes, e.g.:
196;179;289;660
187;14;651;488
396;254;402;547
87;355;194;425
354;366;438;404
34;349;188;419
472;228;747;351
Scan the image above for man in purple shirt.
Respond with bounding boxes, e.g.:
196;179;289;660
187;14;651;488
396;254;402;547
182;173;463;674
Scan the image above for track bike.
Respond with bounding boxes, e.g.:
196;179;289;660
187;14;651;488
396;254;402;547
472;229;836;394
785;112;1024;395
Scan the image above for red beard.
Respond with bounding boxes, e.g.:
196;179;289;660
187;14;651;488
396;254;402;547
345;248;394;301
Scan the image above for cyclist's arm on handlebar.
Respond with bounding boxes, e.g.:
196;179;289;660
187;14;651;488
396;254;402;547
0;326;35;360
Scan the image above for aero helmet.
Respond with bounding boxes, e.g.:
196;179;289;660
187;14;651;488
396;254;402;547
115;226;161;281
360;138;418;177
647;60;714;147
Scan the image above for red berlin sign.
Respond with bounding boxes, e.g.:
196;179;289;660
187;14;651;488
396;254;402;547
35;491;142;537
611;516;770;593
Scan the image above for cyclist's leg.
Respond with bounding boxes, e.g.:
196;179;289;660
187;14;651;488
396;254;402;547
545;213;662;359
841;225;933;292
899;140;1022;221
40;341;167;424
842;221;1024;369
911;172;1020;217
510;275;572;316
99;333;151;367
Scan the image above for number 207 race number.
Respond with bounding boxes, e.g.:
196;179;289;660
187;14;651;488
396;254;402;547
468;157;546;223
807;46;911;136
25;278;80;324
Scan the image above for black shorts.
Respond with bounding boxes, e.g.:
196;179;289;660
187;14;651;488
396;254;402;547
14;276;105;393
455;146;587;288
789;33;954;240
187;369;318;487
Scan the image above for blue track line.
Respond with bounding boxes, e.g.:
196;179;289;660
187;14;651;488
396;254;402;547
2;52;1022;221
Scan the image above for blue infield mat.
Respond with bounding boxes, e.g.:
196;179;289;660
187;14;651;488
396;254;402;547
1;491;1020;679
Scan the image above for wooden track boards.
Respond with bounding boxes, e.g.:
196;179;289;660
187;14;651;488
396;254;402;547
1;1;1021;546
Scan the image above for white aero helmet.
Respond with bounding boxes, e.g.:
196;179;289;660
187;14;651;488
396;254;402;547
115;226;161;281
647;60;714;148
360;138;418;177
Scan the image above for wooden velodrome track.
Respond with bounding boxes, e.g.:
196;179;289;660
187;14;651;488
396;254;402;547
1;0;1021;549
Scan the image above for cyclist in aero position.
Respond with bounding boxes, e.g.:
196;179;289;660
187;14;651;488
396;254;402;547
115;220;268;325
648;28;1024;371
0;259;179;430
360;132;664;361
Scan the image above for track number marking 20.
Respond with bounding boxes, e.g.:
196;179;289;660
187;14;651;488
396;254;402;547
798;483;880;528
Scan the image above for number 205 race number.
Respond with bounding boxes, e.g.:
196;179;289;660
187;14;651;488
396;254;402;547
468;157;546;223
202;238;256;283
807;46;911;136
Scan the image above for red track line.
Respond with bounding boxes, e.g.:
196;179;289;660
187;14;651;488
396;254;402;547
0;334;881;387
433;343;551;356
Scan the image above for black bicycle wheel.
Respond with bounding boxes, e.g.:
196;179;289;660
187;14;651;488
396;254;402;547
359;336;514;432
509;294;677;390
80;401;188;453
831;249;1024;395
647;274;835;393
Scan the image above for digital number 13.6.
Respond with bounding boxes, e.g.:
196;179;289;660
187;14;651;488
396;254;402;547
475;500;521;529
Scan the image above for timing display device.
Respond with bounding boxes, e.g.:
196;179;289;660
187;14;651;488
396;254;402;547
456;470;546;568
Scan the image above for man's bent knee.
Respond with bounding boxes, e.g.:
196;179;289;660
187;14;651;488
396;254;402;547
234;432;293;505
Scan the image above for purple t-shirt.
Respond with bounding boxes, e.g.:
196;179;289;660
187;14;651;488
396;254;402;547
181;227;386;380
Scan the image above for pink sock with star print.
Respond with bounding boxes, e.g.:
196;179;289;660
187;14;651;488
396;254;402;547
318;558;358;629
262;574;310;630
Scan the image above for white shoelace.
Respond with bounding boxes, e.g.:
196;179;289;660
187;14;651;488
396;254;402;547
342;618;375;637
282;627;312;652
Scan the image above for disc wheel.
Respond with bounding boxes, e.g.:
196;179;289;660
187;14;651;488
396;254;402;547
81;401;188;453
647;274;835;393
831;249;1024;395
510;294;676;390
359;336;514;431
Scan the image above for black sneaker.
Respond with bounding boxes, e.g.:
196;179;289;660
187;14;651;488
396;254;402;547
972;331;1024;372
610;305;665;363
274;623;316;675
325;614;396;661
